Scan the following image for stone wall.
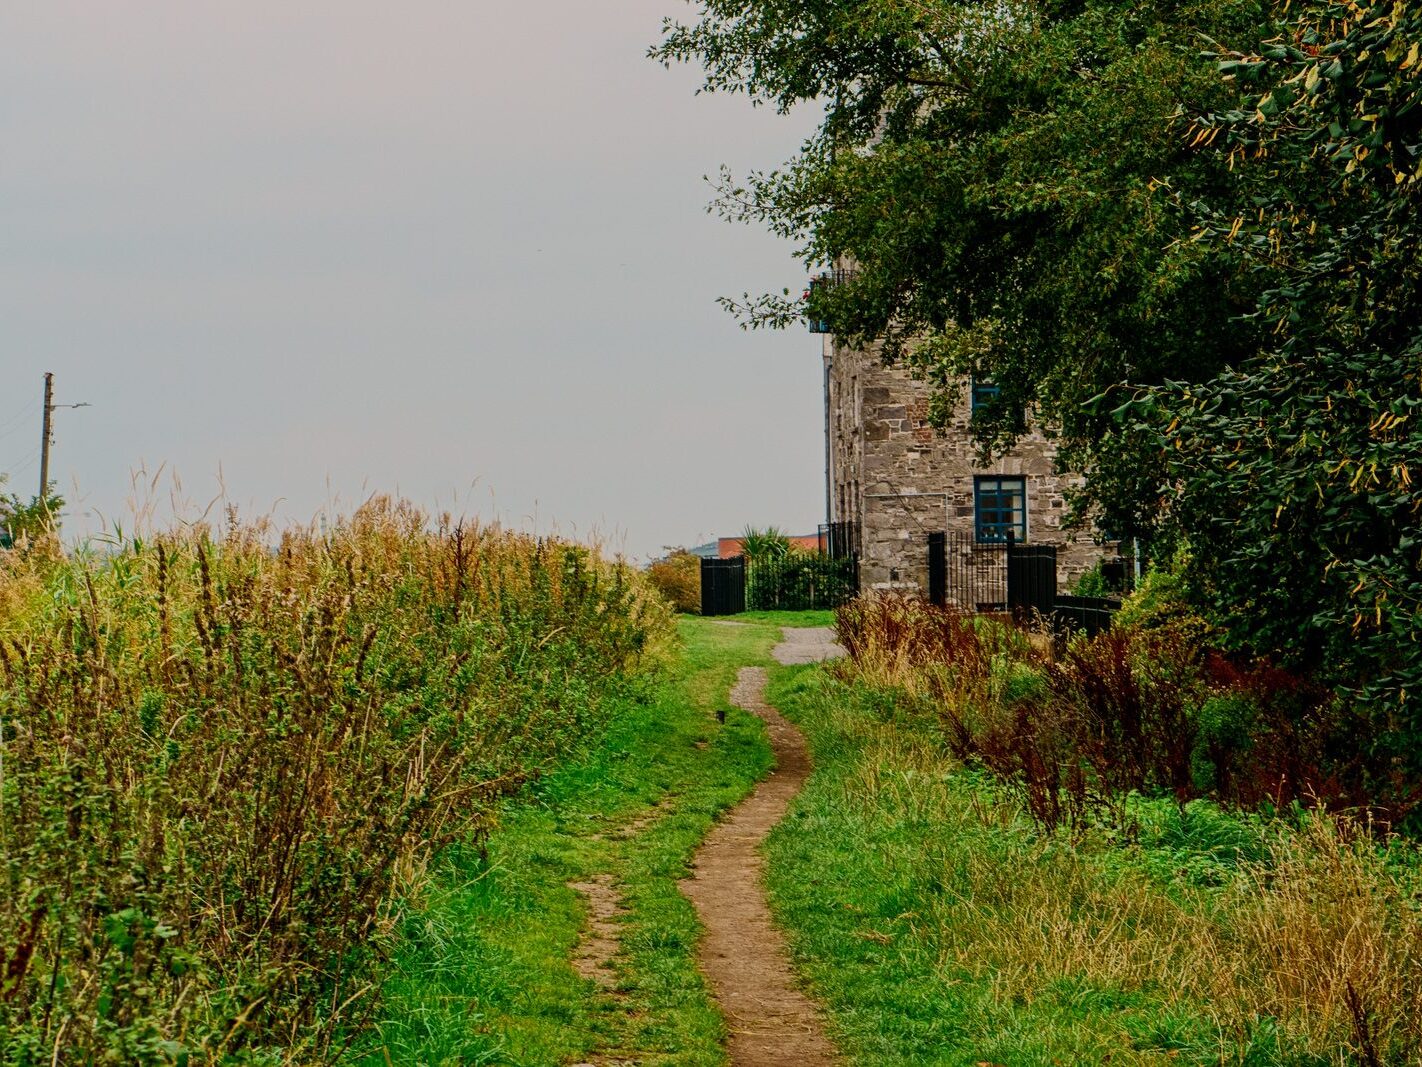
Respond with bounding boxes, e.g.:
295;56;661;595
825;335;1111;595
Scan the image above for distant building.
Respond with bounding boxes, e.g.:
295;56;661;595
716;533;824;559
823;334;1111;595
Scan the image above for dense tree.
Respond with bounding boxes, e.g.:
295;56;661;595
654;0;1280;538
654;0;1422;754
1142;0;1422;740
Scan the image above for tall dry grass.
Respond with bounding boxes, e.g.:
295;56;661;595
0;498;671;1063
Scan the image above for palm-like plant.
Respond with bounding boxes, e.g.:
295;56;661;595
739;525;791;563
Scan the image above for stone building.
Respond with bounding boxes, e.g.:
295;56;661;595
824;334;1111;598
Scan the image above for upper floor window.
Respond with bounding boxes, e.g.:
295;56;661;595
971;378;1026;430
975;476;1027;543
971;380;1001;414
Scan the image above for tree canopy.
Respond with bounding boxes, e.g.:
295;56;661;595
654;0;1422;748
655;0;1279;535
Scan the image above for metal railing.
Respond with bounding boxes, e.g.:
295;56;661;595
805;269;860;333
926;530;1124;637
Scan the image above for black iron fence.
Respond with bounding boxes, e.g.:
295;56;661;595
820;520;858;561
927;531;1122;637
1054;595;1118;637
699;526;860;616
700;557;746;616
748;553;857;612
927;531;1008;611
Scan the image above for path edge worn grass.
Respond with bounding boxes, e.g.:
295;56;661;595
355;615;783;1066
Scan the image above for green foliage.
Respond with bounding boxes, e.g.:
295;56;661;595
1071;563;1112;599
0;483;63;548
655;0;1422;768
991;658;1048;708
747;552;856;611
1137;0;1422;740
1190;692;1259;795
1115;556;1214;644
653;0;1274;539
738;524;792;563
647;546;702;614
0;499;671;1062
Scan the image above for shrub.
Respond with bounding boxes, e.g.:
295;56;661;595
647;547;701;614
1113;550;1215;649
835;594;1027;687
747;552;855;612
1189;692;1258;795
838;595;1420;830
1070;562;1111;599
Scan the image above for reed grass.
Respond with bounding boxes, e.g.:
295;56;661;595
0;497;671;1063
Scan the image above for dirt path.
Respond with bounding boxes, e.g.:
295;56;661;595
569;874;624;990
770;626;845;666
679;633;841;1066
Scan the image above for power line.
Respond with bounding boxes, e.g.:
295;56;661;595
2;444;43;482
0;400;33;439
0;418;33;445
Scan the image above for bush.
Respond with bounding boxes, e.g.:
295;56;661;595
838;595;1417;831
0;499;671;1061
1189;692;1258;795
1070;562;1111;599
1114;553;1213;643
647;547;701;614
747;552;855;611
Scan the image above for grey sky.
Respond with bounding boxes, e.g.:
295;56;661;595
0;2;822;558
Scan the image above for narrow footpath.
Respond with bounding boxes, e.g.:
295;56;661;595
679;627;844;1067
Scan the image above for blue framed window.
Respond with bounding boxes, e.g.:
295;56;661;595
975;476;1027;543
971;378;1026;429
971;379;1001;414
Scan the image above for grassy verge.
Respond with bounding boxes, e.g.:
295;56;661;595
357;616;785;1066
724;608;836;628
764;665;1422;1066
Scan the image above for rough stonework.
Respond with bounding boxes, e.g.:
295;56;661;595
825;336;1112;595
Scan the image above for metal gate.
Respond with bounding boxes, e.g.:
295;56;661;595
927;532;947;606
1006;542;1057;621
927;532;1057;617
700;556;746;616
926;532;1007;610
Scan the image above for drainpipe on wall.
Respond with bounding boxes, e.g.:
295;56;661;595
824;347;833;534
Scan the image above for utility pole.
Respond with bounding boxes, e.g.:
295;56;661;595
38;372;53;503
36;372;90;505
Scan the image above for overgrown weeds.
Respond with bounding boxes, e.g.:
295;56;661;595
0;498;670;1063
768;666;1422;1065
836;594;1412;831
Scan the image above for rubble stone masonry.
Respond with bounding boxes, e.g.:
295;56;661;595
825;335;1112;595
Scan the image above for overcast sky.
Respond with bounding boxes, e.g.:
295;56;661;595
0;3;823;558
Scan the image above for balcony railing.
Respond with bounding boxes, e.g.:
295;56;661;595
804;268;859;333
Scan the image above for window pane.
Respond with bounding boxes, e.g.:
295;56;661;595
975;476;1026;543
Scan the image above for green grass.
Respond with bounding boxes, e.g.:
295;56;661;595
761;667;1309;1067
692;608;838;628
356;616;785;1066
